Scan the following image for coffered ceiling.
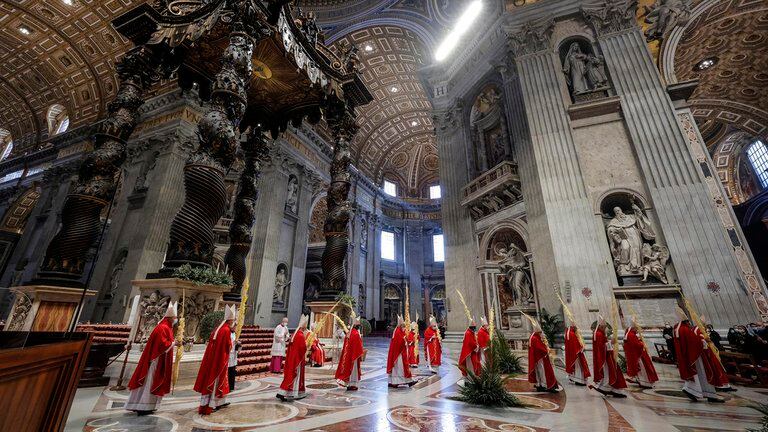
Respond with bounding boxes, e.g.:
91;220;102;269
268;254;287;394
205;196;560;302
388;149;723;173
0;0;140;152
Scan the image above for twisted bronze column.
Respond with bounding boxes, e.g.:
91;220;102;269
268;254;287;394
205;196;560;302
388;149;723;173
223;129;272;300
36;45;177;286
161;25;255;271
318;105;358;300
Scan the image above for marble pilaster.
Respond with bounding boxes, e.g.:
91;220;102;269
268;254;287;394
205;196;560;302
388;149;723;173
286;170;315;323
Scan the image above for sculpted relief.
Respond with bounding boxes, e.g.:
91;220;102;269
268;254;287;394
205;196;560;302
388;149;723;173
603;197;671;284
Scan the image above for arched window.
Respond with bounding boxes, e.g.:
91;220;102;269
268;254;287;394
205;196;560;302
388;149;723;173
47;104;69;135
746;139;768;188
0;129;12;161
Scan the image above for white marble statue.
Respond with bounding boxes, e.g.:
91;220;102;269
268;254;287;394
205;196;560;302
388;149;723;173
498;243;534;305
563;42;590;95
643;0;691;42
273;267;291;304
286;176;298;214
641;243;670;284
606;203;657;277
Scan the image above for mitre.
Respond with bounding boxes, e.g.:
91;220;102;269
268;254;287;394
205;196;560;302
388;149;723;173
163;301;178;318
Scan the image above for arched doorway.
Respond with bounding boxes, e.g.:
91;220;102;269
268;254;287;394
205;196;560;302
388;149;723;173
382;283;402;328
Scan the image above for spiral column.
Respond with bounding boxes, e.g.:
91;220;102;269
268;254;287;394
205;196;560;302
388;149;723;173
36;45;177;286
223;130;272;300
318;105;358;300
161;21;256;271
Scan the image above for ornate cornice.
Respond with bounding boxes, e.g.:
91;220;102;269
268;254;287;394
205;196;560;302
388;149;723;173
581;0;639;37
508;18;555;57
432;100;464;133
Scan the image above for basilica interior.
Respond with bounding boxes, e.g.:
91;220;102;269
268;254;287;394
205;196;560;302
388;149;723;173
0;0;768;431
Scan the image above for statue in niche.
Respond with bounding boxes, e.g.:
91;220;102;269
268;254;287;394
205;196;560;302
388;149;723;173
304;277;319;302
606;202;658;277
359;216;368;249
641;243;670;284
563;42;608;96
498;243;534;305
286;176;298;214
273;264;291;306
643;0;691;42
107;250;128;300
133;151;159;193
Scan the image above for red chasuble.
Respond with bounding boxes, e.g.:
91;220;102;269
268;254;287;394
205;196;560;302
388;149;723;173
623;327;659;383
564;326;590;378
527;332;557;388
128;317;174;396
674;321;704;381
694;326;729;387
386;326;412;379
310;338;325;366
194;322;233;399
477;327;491;350
280;328;307;392
592;327;627;389
407;330;419;365
335;328;364;383
458;328;481;376
423;327;442;366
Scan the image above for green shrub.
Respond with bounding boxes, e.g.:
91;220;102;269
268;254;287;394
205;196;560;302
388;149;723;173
360;318;372;336
173;263;233;287
539;308;563;346
200;310;225;342
454;361;526;407
748;403;768;432
492;331;523;375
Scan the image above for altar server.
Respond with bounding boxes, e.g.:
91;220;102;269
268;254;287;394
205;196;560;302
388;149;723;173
270;317;290;373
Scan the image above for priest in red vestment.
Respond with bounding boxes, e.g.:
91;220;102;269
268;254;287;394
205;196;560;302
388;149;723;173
478;317;491;367
592;315;627;398
674;307;724;402
527;317;560;392
458;318;481;376
126;301;180;415
335;317;365;390
423;316;442;373
695;316;733;392
564;323;590;386
623;316;659;389
407;321;419;368
194;305;236;415
278;314;309;401
309;322;325;367
387;315;415;388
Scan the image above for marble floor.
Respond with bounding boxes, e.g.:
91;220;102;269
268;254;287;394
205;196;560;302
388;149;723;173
67;337;767;432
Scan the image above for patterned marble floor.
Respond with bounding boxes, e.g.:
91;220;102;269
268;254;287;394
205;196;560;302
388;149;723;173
69;337;767;432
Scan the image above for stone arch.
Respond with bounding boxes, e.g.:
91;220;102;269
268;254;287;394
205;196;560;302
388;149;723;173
594;188;651;215
478;220;529;262
0;184;42;235
46;104;69;136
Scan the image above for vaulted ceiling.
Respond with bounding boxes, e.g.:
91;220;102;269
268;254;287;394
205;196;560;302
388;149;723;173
0;0;140;152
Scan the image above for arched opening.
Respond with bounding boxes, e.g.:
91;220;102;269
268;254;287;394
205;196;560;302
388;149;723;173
46;104;70;135
0;129;13;161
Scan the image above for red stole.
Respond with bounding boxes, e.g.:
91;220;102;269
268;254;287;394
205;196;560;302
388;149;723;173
194;322;233;398
593;327;627;389
335;328;364;382
386;326;412;378
477;327;490;349
527;332;557;388
423;327;442;366
694;326;729;386
674;321;704;381
310;338;325;366
623;327;659;383
280;328;307;392
407;330;419;365
458;328;480;376
564;326;590;378
128;317;174;396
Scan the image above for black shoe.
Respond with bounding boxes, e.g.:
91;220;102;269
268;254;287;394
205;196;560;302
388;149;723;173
572;381;587;387
388;384;400;388
276;394;286;401
637;384;653;389
547;386;561;393
135;410;154;416
717;386;736;392
611;391;627;398
534;386;547;392
681;389;699;402
347;386;358;391
707;396;725;403
407;380;417;387
594;387;610;397
214;403;230;411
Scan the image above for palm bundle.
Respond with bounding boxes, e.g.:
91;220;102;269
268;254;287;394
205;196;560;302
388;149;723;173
488;300;496;337
680;289;721;361
171;290;185;394
235;279;249;339
305;297;344;348
554;285;584;347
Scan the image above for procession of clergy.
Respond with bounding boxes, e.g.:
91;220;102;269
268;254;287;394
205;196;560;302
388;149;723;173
122;296;735;417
